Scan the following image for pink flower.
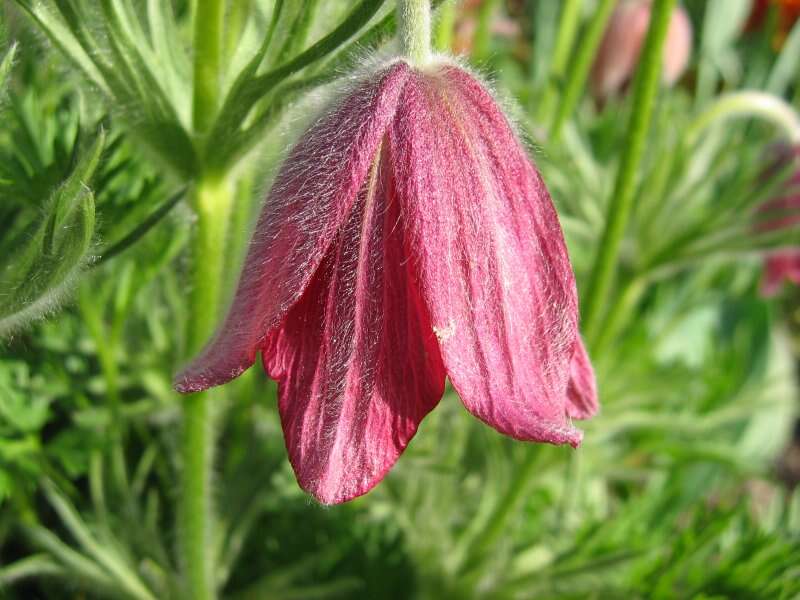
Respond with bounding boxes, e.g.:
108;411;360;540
758;145;800;296
175;60;598;504
591;0;693;100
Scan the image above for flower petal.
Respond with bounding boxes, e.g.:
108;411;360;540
391;67;582;447
566;337;598;420
174;62;411;393
263;145;446;504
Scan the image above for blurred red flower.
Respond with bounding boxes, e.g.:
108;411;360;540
747;0;800;45
757;145;800;296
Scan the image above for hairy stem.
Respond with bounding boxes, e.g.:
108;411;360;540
193;0;225;133
398;0;432;66
181;174;233;600
189;176;233;353
582;0;677;344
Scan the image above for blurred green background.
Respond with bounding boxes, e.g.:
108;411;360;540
1;0;799;598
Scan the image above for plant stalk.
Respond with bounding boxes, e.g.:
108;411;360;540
536;0;583;125
434;0;457;52
685;91;800;145
181;174;233;600
472;0;500;63
582;0;677;344
398;0;432;66
590;277;647;352
550;0;616;139
193;0;225;133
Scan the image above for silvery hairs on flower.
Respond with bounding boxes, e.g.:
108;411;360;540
175;56;598;504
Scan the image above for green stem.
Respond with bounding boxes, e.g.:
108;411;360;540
181;174;233;600
536;0;583;125
550;0;616;139
582;0;676;343
398;0;432;66
472;0;499;64
181;393;214;600
590;277;647;352
685;91;800;145
78;290;129;494
189;175;233;352
434;0;457;52
193;0;225;133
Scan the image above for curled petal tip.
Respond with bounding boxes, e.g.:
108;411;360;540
566;337;599;420
567;428;584;449
172;377;194;395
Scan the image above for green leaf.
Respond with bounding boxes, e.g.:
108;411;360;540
0;364;51;433
696;0;752;104
0;130;105;337
0;43;16;90
700;0;752;57
206;0;387;169
42;480;158;600
23;525;120;592
767;19;800;96
95;186;187;265
0;554;65;586
13;0;110;94
14;0;196;177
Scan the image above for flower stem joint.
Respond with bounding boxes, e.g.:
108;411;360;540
174;58;598;505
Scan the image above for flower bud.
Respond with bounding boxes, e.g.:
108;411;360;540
591;0;693;100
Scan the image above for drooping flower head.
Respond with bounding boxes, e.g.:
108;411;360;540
175;58;598;504
591;0;692;100
756;144;800;296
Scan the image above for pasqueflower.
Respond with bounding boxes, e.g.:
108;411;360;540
591;0;692;100
175;59;597;504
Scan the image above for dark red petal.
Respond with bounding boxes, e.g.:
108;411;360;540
566;337;598;420
263;145;446;504
174;62;411;393
391;67;582;447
